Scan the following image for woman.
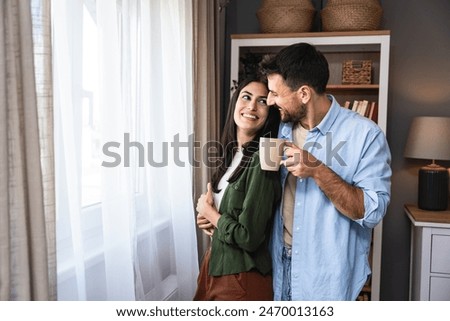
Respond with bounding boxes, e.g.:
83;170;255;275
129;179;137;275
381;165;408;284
193;77;281;300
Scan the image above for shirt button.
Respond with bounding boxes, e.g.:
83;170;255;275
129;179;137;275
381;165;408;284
293;273;299;278
296;202;301;206
296;226;300;231
294;250;299;255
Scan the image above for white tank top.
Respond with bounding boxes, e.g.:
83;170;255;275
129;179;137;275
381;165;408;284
213;149;244;210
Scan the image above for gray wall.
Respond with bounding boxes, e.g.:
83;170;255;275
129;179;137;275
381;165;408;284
223;0;450;300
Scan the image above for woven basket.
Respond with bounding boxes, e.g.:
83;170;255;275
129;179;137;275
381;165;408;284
326;0;381;5
260;0;314;9
257;6;315;33
342;60;372;84
321;3;382;31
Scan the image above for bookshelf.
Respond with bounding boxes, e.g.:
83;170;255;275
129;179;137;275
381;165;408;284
230;30;391;300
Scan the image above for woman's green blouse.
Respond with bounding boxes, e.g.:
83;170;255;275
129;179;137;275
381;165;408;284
208;151;281;276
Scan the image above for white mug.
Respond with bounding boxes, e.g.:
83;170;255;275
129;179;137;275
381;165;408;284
259;137;285;171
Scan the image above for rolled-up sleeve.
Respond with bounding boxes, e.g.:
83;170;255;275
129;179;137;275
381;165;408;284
354;129;392;228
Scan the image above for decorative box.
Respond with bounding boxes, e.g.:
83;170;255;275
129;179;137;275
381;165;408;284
342;60;372;84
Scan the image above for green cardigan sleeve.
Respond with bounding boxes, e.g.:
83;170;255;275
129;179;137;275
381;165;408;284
215;152;281;252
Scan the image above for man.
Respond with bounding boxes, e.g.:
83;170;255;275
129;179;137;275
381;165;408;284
260;43;391;300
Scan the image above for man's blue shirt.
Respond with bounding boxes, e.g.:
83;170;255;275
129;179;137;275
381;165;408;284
271;95;392;300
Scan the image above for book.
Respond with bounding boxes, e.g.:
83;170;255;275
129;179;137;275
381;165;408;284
358;100;369;116
364;102;372;118
368;101;378;122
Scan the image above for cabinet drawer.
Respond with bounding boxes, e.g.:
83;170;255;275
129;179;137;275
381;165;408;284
429;276;450;300
431;234;450;274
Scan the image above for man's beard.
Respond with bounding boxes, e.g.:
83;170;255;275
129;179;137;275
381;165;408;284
278;103;307;123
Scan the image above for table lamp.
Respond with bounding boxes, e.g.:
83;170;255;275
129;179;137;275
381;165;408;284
404;116;450;211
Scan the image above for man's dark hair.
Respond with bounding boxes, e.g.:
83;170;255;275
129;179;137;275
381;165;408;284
260;42;329;94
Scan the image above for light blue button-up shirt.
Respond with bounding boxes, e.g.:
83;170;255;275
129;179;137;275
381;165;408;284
271;95;391;300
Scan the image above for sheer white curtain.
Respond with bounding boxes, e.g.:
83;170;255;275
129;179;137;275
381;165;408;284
53;0;198;300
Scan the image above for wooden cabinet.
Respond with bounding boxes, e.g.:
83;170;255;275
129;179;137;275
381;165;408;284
230;30;391;300
405;204;450;300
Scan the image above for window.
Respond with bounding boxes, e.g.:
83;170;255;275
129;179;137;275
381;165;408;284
54;0;198;301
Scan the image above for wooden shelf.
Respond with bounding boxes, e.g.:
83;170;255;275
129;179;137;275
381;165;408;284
231;30;391;40
327;84;379;90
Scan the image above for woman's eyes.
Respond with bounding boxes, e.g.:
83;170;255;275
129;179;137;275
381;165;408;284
241;95;267;106
258;98;268;106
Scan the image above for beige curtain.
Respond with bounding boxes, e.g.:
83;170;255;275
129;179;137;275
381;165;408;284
0;0;55;300
31;0;56;301
192;0;223;258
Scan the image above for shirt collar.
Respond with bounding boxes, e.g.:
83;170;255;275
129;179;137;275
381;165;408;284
314;95;340;136
279;95;340;138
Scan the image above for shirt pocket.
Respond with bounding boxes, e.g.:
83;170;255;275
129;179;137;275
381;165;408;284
224;182;246;218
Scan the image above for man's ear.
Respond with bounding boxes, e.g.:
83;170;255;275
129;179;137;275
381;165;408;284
296;85;312;104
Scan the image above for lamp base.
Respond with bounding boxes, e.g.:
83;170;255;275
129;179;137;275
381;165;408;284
418;164;449;211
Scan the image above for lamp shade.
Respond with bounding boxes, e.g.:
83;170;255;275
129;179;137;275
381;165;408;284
404;116;450;210
404;116;450;161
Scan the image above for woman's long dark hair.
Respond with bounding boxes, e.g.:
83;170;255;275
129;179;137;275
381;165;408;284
211;77;281;193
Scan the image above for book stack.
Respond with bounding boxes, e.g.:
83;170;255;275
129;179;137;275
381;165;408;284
342;100;378;122
356;282;371;301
